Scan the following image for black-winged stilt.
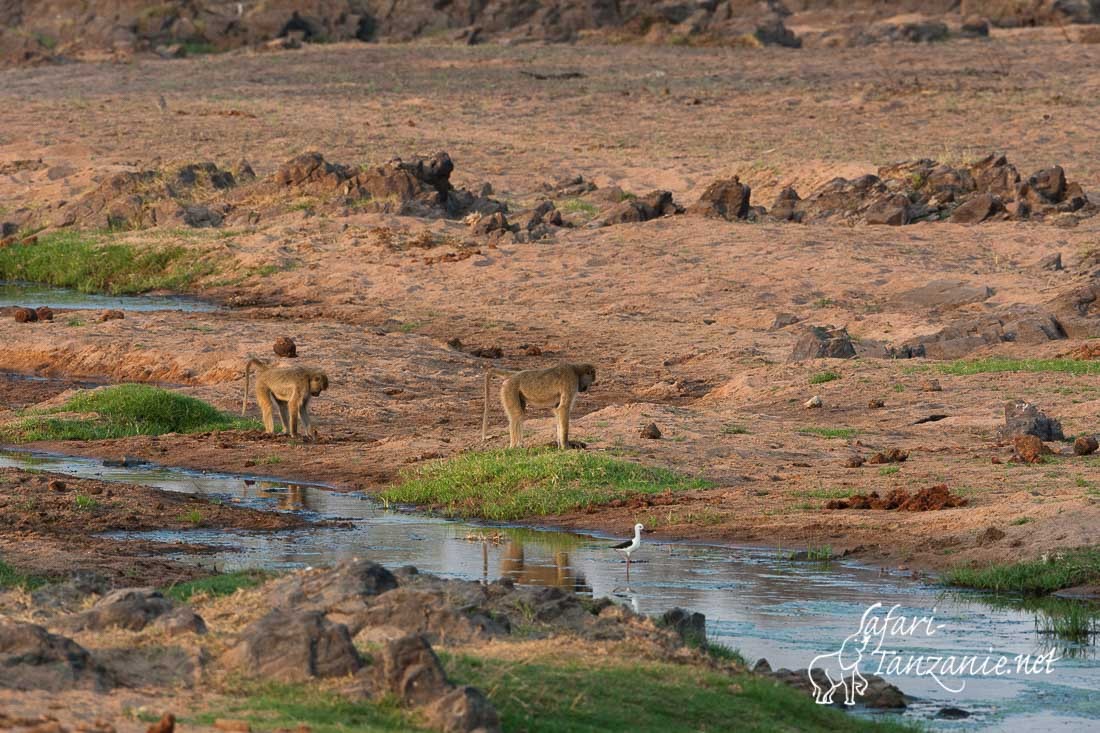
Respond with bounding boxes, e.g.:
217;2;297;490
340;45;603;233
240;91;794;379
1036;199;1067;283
612;523;644;576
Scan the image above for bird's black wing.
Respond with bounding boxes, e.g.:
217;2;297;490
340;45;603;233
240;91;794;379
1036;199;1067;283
610;540;633;549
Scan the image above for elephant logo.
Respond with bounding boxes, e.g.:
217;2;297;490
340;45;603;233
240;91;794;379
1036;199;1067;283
807;603;882;706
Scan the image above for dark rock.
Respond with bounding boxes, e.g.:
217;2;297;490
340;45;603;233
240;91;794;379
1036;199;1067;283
100;309;125;321
640;422;662;439
789;325;856;361
1073;435;1099;456
261;558;399;634
1028;166;1066;203
867;448;908;464
424;684;501;733
222;609;362;682
598;190;681;226
1;222;18;237
12;306;37;323
146;713;175;733
769;186;802;221
844;454;865;468
658;607;706;646
371;634;451;706
959;16;989;37
867;399;885;409
0;617;112;692
273;336;297;358
896;279;993;309
1000;400;1064;442
767;666;906;709
864;194;910;226
936;706;971;719
951;193;1003;223
64;588;206;635
471;211;512;236
687;176;751;220
977;526;1006;545
34;306;53;321
1037;252;1063;271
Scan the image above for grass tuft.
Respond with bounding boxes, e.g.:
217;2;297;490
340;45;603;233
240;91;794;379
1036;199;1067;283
939;358;1100;376
382;448;711;520
0;560;47;590
798;427;858;440
809;371;841;385
0;230;219;295
943;546;1100;593
162;570;270;602
0;384;259;442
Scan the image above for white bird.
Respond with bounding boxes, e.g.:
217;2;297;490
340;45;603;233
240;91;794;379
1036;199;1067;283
611;522;644;572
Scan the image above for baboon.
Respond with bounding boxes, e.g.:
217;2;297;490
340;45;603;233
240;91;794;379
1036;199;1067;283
482;363;596;449
242;357;329;439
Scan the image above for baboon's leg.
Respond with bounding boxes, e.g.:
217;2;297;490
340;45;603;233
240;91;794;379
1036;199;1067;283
275;399;290;434
298;397;313;440
287;389;303;436
502;382;525;448
257;387;276;434
554;403;570;449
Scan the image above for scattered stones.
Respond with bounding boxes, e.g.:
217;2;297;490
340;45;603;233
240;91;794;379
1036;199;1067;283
867;398;885;409
1073;436;1099;456
804;395;823;409
687;176;752;220
1012;434;1051;464
766;666;907;708
640;423;662;439
999;400;1064;442
826;485;967;511
63;588;206;635
789;325;856;361
0;618;112;692
598;190;682;226
273;336;297;358
222;609;362;682
12;306;37;322
100;309;125;321
867;448;908;464
468;346;503;359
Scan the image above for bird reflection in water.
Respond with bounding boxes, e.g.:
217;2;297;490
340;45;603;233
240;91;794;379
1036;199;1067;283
499;541;592;595
243;480;308;511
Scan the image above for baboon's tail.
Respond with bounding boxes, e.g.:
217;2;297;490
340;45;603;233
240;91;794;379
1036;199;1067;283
482;369;491;441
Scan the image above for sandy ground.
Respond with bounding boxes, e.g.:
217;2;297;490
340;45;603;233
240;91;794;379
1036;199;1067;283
1;29;1099;580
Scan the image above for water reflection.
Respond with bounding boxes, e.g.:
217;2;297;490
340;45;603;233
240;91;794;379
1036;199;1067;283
0;448;1097;731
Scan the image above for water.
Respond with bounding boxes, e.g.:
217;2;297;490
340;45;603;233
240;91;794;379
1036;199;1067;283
0;281;218;312
1;448;1097;731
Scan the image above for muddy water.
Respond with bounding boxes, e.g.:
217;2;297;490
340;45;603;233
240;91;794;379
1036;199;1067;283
1;448;1097;732
0;281;218;312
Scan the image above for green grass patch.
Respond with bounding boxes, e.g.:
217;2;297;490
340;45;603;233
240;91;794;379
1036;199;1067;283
0;230;220;295
186;681;416;732
74;494;99;510
0;384;259;442
809;371;841;385
721;423;750;435
382;448;711;520
162;570;270;602
879;465;900;476
0;560;47;590
798;427;858;440
938;358;1100;376
943;546;1100;593
560;198;600;217
442;651;918;733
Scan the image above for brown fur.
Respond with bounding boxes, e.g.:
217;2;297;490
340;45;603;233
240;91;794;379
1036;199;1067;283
482;363;596;448
242;357;329;440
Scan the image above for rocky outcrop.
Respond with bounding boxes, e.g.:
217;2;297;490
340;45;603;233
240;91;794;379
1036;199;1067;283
598;190;682;226
222;608;363;682
999;400;1064;442
789;326;856;361
62;587;206;635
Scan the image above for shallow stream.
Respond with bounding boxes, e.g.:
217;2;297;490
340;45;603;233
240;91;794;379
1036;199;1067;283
1;448;1096;731
0;281;218;312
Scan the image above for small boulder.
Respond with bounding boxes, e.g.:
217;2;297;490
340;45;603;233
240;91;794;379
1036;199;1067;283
261;558;398;633
844;454;865;468
640;423;662;439
48;479;66;492
1012;434;1050;464
804;395;823;409
936;706;971;720
789;326;856;361
146;713;175;733
951;193;1003;224
1073;435;1099;456
1037;252;1063;271
658;607;706;645
424;685;501;733
372;634;451;706
977;527;1006;546
0;617;112;692
64;588;206;635
222;609;362;682
100;309;125;321
35;306;54;321
273;336;297;358
13;306;37;323
867;448;908;464
687;176;751;220
867;399;885;409
999;400;1064;441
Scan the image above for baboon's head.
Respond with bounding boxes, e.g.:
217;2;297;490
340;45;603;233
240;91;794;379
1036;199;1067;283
576;364;596;393
309;372;329;396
